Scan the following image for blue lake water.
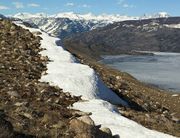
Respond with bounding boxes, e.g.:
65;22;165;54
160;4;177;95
100;52;180;92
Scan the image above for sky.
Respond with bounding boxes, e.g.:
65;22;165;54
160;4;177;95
0;0;179;16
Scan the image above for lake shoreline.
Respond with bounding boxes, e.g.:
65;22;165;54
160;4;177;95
100;53;180;93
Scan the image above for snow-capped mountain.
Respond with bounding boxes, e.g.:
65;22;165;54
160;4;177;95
50;12;138;22
13;12;48;19
13;12;138;22
12;12;171;39
12;12;138;39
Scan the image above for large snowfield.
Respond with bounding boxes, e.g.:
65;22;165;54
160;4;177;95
16;22;175;138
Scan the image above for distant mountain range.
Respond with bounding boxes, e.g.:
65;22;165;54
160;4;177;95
2;12;179;57
10;12;171;39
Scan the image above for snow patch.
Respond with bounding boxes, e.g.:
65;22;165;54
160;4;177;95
164;24;180;29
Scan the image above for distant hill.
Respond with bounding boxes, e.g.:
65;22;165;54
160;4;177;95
63;17;180;59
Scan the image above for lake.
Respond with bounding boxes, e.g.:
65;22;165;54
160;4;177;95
100;52;180;92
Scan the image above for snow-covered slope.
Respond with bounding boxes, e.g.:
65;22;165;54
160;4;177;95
15;21;175;138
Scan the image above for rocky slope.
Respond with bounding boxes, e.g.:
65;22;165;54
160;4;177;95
0;19;112;138
64;17;180;58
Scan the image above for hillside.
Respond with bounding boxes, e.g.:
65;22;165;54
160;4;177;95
0;18;178;138
64;17;180;59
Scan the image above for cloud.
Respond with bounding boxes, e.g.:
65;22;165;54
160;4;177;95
28;3;40;7
118;0;125;5
12;2;24;9
65;2;75;6
0;5;9;10
117;0;135;8
81;4;91;8
122;4;135;8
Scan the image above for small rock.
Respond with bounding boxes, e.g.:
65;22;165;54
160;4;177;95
100;127;112;135
55;99;60;104
163;110;168;115
116;76;121;80
172;94;179;97
40;56;48;61
77;115;95;126
162;106;169;112
72;111;92;117
69;118;100;138
23;113;33;119
65;92;71;97
7;91;19;97
52;121;64;128
41;114;50;123
47;98;52;102
172;116;180;123
10;25;16;31
145;114;150;118
32;31;42;35
14;102;24;107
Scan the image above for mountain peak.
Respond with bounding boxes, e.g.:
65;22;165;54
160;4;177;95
141;12;170;19
13;12;48;19
156;12;170;18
